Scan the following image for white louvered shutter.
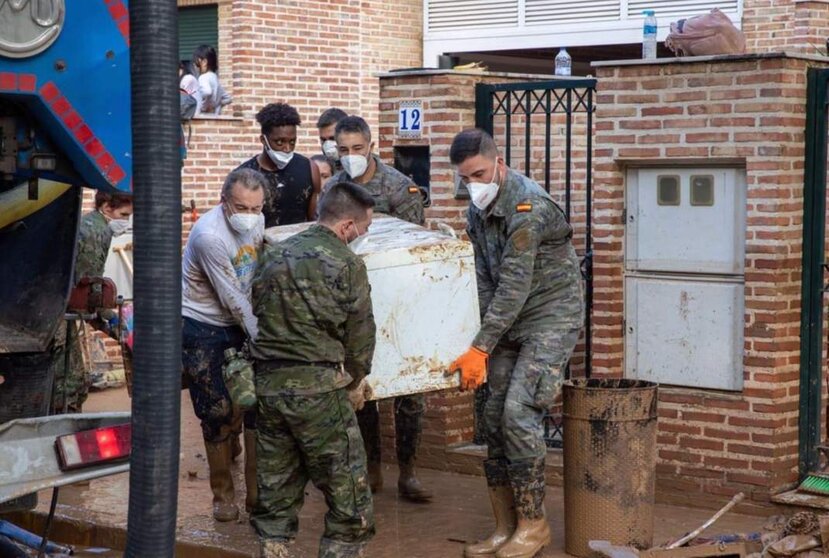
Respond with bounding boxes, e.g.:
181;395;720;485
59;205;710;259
627;0;740;18
427;0;519;31
526;0;619;25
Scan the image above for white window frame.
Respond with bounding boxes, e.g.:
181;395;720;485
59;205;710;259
422;0;744;65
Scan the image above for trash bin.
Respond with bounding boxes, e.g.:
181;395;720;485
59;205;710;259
563;379;658;557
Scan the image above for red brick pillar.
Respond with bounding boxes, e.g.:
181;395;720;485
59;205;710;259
592;53;822;510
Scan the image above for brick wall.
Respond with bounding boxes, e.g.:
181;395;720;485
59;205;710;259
743;0;829;55
179;0;423;219
592;53;823;509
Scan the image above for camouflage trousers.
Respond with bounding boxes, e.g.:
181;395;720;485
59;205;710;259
51;320;89;414
251;388;374;547
484;327;580;463
356;393;424;465
182;317;254;442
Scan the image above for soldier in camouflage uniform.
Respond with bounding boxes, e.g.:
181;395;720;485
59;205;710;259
250;182;377;558
316;107;348;174
448;129;584;558
325;115;433;502
51;191;133;414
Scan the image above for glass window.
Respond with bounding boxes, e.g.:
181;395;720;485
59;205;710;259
657;175;680;206
690;175;714;206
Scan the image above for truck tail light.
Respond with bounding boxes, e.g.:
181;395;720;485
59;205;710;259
55;423;131;471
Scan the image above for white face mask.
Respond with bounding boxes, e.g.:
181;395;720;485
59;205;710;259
228;211;263;235
263;137;294;170
341;154;368;179
108;218;131;237
267;148;294;170
346;222;369;252
466;166;500;211
322;140;339;161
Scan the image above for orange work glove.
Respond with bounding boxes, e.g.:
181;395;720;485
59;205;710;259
447;347;489;391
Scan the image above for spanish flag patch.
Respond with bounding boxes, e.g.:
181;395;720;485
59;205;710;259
516;202;533;213
408;186;420;194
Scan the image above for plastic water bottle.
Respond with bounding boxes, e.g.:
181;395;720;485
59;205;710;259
642;10;657;59
555;47;572;76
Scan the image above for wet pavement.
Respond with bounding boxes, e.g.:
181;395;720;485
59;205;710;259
31;387;765;557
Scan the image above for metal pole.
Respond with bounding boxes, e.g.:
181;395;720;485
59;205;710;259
584;87;594;378
125;0;182;555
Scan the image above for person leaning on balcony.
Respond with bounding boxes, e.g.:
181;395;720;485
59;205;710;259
447;128;584;558
192;44;232;115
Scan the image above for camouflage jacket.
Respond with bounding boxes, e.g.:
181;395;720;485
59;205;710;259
467;169;584;353
327;154;424;225
251;224;376;395
74;210;113;283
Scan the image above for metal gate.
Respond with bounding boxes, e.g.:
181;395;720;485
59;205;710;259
799;68;829;478
473;78;597;447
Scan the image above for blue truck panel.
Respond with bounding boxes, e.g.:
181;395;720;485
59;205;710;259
0;0;132;192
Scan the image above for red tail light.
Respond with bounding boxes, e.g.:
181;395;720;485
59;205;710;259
55;423;131;471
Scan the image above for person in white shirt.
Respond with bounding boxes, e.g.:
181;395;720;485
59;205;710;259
192;44;232;115
179;60;202;115
182;167;265;522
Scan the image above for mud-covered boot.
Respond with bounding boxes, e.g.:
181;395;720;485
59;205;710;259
465;459;516;557
260;537;293;558
397;460;433;502
368;459;383;493
204;438;239;522
244;429;258;513
496;460;550;558
318;537;368;558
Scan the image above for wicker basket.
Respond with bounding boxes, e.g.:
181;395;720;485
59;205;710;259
563;379;658;557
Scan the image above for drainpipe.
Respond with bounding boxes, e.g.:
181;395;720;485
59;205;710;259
125;1;182;556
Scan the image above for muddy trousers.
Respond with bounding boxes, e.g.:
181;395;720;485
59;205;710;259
483;329;579;516
182;317;255;442
251;388;374;555
356;394;424;465
50;320;88;414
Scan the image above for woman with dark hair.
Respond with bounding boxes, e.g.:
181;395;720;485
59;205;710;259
179;60;202;115
192;45;231;115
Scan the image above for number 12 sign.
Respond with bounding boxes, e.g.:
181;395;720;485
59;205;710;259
398;100;423;139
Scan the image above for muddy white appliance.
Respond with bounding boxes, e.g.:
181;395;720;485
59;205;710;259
625;167;747;391
103;229;134;301
265;216;480;399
